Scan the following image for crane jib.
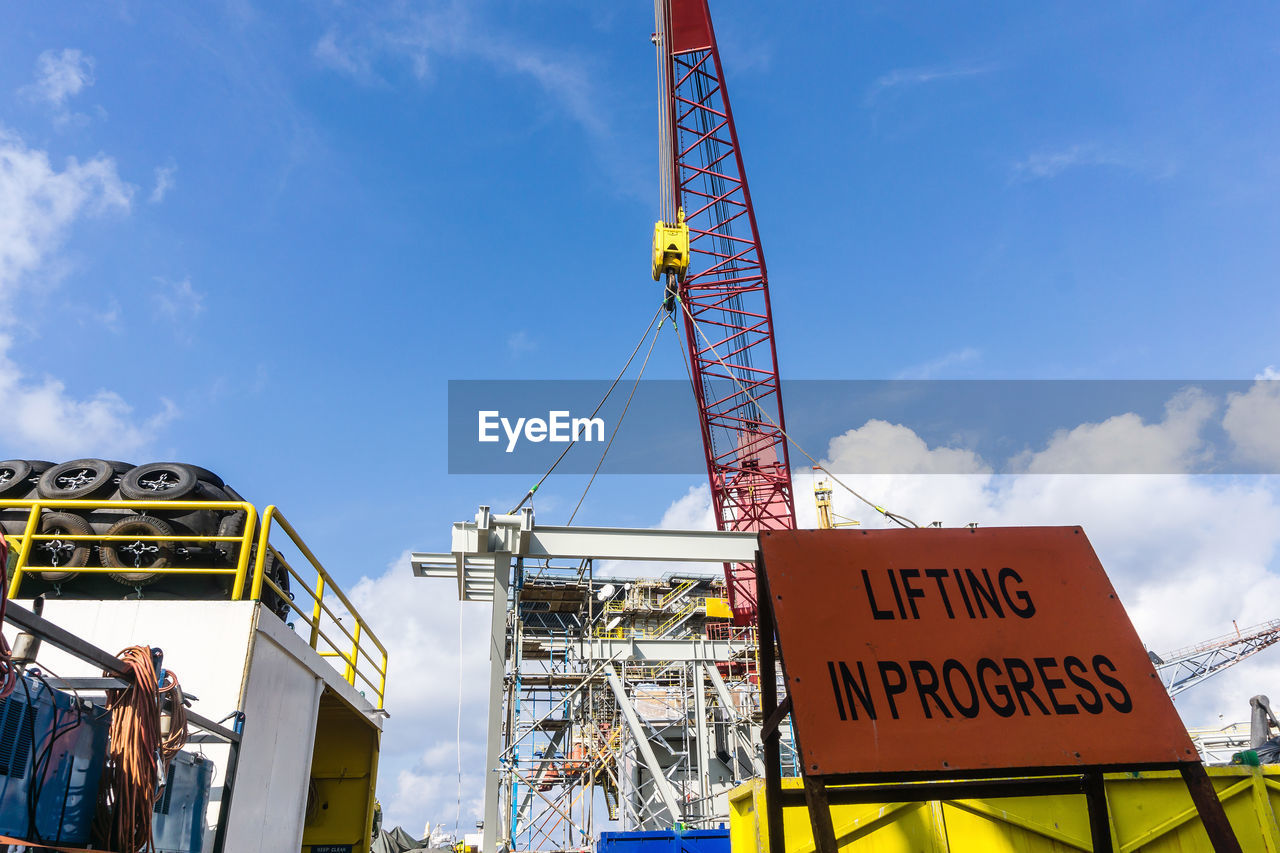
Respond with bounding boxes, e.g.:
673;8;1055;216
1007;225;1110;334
658;0;796;625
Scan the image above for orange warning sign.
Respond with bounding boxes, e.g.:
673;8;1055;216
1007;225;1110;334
759;527;1197;777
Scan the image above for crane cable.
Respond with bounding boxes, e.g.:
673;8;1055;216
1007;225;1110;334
566;314;667;525
510;304;664;514
675;295;920;528
97;646;162;853
653;0;675;224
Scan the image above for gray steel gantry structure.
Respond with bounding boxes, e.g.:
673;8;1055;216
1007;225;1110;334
412;507;798;853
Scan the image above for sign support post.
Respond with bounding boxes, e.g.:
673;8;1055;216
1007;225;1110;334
754;528;1243;853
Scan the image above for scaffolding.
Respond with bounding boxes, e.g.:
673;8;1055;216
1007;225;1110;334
413;508;798;853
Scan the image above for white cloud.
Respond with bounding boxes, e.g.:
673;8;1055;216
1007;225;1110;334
0;129;133;299
0;129;173;458
1224;378;1280;472
20;49;95;110
1012;387;1215;474
150;163;177;203
1010;144;1178;183
0;335;178;458
825;419;990;475
894;346;979;379
348;553;493;831
864;63;996;105
505;330;536;357
659;483;714;530
313;29;367;78
316;4;607;138
153;277;205;322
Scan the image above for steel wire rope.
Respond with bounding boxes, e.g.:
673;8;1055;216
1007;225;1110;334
675;295;920;528
566;314;667;525
510;305;664;514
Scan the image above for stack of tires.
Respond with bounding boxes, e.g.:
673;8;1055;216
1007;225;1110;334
0;459;290;619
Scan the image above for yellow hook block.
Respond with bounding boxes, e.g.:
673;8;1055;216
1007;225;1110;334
651;207;690;281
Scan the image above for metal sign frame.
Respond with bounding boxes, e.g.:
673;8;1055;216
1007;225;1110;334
754;548;1243;853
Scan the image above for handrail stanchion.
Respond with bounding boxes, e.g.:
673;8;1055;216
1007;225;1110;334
310;573;325;649
230;504;258;600
7;503;41;599
250;506;276;602
347;621;361;685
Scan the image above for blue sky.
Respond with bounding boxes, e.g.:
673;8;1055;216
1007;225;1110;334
4;0;1280;834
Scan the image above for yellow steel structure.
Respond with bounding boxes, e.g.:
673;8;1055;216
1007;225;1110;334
652;207;691;281
813;471;859;530
1;498;388;708
304;689;382;853
729;768;1280;852
814;480;834;530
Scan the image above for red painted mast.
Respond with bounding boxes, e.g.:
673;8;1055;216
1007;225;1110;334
658;0;796;624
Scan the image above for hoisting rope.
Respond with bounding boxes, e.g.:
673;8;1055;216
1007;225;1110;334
653;0;675;225
675;295;921;528
97;645;162;853
566;314;667;525
510;304;665;514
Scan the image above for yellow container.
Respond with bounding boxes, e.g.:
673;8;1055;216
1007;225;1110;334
728;767;1280;852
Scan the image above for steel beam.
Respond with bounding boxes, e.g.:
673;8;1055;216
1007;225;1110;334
482;552;511;853
414;507;759;570
605;664;683;823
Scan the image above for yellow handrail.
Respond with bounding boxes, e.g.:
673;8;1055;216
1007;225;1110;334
252;506;388;707
2;498;258;598
1;498;387;708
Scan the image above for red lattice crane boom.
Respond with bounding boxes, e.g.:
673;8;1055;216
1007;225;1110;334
652;0;796;624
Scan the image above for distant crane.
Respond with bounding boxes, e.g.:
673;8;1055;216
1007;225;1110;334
813;468;860;530
1152;619;1280;697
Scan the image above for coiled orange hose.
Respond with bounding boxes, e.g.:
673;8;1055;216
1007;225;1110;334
98;645;161;853
158;668;189;765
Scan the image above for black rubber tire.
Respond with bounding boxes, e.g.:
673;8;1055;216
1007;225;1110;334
220;483;246;502
182;465;225;488
198;483;230;502
24;461;55;474
259;552;292;620
119;463;199;501
101;514;176;584
0;461;33;498
37;459;116;500
215;510;252;564
30;511;92;583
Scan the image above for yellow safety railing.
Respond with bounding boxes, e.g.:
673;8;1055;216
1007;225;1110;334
593;598;710;640
1;498;387;708
249;506;387;708
2;498;258;596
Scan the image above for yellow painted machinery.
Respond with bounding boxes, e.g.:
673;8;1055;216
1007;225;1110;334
730;769;1280;852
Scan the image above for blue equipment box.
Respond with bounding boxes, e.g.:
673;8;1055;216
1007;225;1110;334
0;673;109;845
154;750;214;853
598;828;729;853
